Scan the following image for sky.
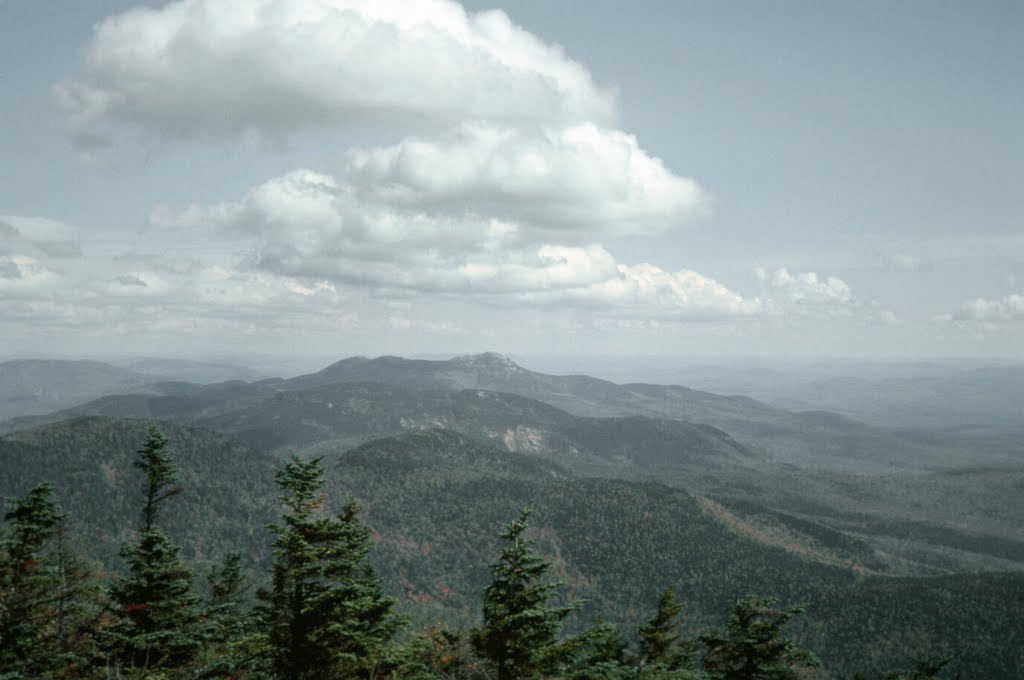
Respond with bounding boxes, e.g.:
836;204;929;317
1;0;1022;364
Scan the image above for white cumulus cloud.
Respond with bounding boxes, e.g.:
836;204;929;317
56;0;616;143
529;263;760;319
759;267;852;306
340;123;712;235
148;167;743;316
953;293;1024;323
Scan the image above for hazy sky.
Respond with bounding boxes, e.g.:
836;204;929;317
1;0;1022;363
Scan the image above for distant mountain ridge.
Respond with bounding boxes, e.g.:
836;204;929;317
6;354;1022;576
5;352;1023;570
0;357;266;421
2;352;982;473
0;359;160;420
282;352;998;472
117;357;267;384
1;380;758;480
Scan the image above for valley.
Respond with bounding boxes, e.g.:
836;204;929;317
1;353;1022;677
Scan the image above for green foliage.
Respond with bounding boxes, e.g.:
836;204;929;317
197;552;249;677
403;625;490;679
255;455;404;679
1;422;1019;679
1;484;66;677
472;508;578;679
559;622;628;679
105;426;201;673
1;483;65;676
636;586;691;671
0;483;102;679
0;417;280;578
700;595;819;680
881;656;960;680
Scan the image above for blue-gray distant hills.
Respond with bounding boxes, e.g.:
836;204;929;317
0;357;265;421
3;353;1022;578
0;359;159;420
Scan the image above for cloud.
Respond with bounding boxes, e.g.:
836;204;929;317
0;215;82;258
148;167;744;316
0;255;60;296
56;0;615;143
0;213;351;341
57;0;730;322
43;0;882;338
751;266;898;325
340;123;712;235
953;293;1024;323
150;123;712;248
758;267;852;306
520;263;760;319
148;163;883;323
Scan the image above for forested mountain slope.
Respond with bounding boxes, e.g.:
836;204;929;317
333;429;1023;679
5;352;1013;473
0;417;279;572
2;419;1020;678
284;353;1008;472
5;374;1022;576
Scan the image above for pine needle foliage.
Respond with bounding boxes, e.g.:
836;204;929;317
105;426;200;673
701;595;819;680
0;483;65;676
637;586;690;671
1;483;102;679
472;508;577;680
255;455;404;680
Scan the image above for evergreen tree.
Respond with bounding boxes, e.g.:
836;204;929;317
471;508;577;680
205;552;245;641
105;426;200;673
404;625;490;680
256;455;403;680
197;552;248;677
881;656;959;680
47;521;104;678
561;621;629;680
636;586;691;671
700;595;819;680
0;483;99;679
0;483;65;677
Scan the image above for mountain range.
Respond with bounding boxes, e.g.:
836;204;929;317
1;353;1022;677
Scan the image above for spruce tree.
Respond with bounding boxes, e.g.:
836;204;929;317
636;586;691;671
0;483;65;677
197;552;248;677
205;552;245;642
47;520;104;678
256;455;403;680
106;426;200;673
561;621;629;680
0;483;100;679
405;625;490;679
700;595;819;680
472;508;576;680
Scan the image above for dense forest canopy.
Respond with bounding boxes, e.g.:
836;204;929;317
1;426;1007;679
